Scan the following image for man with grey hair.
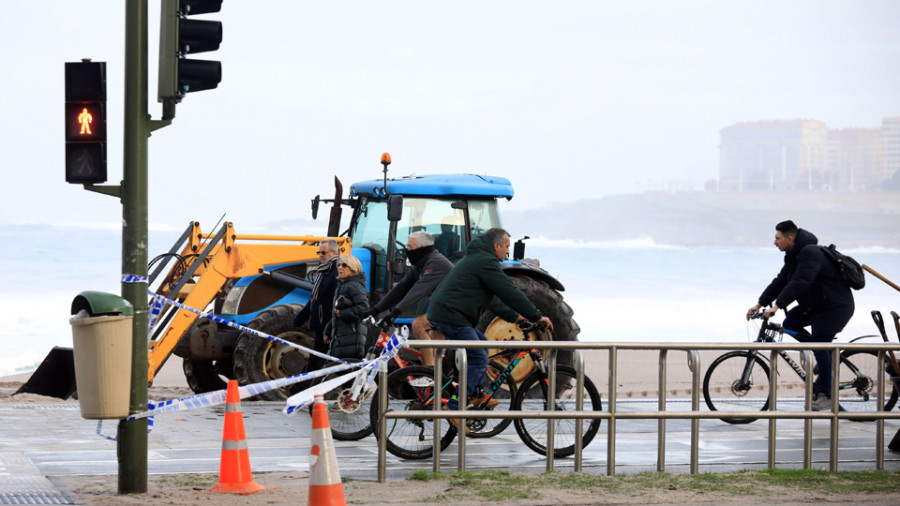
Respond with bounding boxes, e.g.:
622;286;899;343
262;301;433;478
363;230;453;366
293;238;340;377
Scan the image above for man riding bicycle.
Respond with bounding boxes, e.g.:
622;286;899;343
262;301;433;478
747;220;855;411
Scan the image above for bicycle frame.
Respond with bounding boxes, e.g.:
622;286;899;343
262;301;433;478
741;316;873;399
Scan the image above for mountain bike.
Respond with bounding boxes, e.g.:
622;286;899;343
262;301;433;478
703;311;899;424
372;320;602;459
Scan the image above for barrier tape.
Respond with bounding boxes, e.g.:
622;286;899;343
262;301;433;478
283;326;409;414
147;296;164;338
95;322;408;439
147;291;347;367
122;274;149;284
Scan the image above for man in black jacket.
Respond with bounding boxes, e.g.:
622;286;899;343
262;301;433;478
293;238;340;376
363;231;453;366
428;228;553;411
747;220;854;411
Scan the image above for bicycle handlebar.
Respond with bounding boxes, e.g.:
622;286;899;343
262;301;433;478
516;319;548;333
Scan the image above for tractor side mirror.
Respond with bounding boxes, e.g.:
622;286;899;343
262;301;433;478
387;194;403;222
513;236;530;261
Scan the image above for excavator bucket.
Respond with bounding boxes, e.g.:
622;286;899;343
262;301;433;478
13;346;77;400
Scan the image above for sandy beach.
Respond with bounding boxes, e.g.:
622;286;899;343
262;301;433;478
0;348;728;403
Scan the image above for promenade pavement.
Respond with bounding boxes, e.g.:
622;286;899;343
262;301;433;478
3;398;899;504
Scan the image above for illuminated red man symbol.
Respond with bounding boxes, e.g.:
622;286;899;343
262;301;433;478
78;107;93;135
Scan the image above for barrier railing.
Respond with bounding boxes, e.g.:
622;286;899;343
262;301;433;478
374;340;900;482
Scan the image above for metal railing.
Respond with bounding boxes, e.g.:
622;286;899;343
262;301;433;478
374;339;900;481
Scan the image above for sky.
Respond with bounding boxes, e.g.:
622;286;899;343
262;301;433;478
1;1;899;231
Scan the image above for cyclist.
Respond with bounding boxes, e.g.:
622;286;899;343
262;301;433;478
361;231;453;367
746;220;855;411
428;227;553;419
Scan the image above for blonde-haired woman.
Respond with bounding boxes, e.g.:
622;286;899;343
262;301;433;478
323;255;369;359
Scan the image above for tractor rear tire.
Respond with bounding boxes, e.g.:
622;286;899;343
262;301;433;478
232;303;314;401
477;275;580;381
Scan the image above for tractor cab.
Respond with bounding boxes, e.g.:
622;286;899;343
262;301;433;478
346;174;513;294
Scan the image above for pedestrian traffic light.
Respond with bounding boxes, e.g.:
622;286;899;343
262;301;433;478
65;60;107;184
158;0;223;102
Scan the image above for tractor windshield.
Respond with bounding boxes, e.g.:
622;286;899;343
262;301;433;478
352;196;503;285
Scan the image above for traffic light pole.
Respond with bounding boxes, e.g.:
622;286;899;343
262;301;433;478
118;0;150;494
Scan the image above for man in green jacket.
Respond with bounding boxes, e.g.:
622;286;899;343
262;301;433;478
427;228;553;411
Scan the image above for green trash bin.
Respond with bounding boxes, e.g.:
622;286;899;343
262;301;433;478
70;291;134;419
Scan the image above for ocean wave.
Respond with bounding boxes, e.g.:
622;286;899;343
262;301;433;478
525;235;687;250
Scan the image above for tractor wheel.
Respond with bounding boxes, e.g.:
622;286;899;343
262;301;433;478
232;303;314;401
183;357;233;394
477;275;580;383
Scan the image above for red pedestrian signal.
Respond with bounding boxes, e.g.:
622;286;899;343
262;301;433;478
65;61;107;184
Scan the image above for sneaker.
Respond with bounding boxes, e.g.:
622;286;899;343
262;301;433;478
407;377;434;388
811;392;833;411
468;395;499;409
442;405;470;434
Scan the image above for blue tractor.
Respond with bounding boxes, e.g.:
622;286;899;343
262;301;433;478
169;156;579;400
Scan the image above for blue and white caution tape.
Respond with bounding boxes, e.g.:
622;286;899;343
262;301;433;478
147;290;347;367
122;274;149;284
283;326;408;414
147;296;164;338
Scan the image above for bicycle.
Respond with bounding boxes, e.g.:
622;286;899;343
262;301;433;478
372;320;602;459
703;311;899;424
316;317;415;441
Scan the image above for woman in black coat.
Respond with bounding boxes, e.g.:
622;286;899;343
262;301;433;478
323;255;369;359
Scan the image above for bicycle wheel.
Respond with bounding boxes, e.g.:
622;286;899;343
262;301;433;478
512;365;602;458
317;368;376;441
838;350;899;412
467;360;517;438
703;351;771;424
369;365;457;460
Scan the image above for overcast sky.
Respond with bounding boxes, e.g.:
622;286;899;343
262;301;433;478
1;1;898;230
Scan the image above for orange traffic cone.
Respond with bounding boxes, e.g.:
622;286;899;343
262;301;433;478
308;394;346;505
207;380;268;495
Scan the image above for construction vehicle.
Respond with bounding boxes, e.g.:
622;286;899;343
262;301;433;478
26;154;580;401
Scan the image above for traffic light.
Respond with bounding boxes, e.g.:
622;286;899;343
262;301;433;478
65;60;107;184
158;0;223;102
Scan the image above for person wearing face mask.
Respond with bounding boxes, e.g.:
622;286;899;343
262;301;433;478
323;255;369;360
361;231;453;366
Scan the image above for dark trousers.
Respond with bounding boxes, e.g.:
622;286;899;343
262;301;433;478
783;304;853;396
430;321;488;402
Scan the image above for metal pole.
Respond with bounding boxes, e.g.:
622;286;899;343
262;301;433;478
830;347;839;471
118;0;149;494
800;350;813;469
456;349;467;471
433;348;444;474
657;349;667;472
768;350;778;468
688;351;700;474
606;346;617;476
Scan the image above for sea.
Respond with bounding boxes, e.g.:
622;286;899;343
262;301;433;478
2;223;899;377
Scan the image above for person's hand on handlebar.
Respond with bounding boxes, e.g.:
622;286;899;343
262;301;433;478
746;303;762;320
516;316;554;331
763;304;779;320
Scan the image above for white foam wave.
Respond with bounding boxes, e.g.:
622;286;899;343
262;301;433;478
525;235;686;250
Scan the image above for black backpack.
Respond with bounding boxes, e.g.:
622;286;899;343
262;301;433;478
818;244;865;290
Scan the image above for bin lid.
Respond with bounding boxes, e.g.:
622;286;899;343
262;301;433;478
71;291;135;316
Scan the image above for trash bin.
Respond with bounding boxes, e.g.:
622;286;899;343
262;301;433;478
70;291;134;419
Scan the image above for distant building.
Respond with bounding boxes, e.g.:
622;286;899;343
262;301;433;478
884;117;900;183
825;128;881;191
719;117;896;192
718;120;827;192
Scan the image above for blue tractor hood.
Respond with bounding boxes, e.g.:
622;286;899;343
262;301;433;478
349;174;515;199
